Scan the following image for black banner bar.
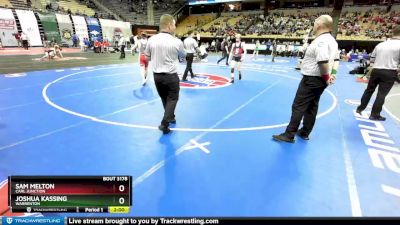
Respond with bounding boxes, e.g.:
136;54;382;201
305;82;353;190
11;206;109;213
65;217;400;225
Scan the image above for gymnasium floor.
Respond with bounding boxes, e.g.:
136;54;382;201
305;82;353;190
0;54;399;217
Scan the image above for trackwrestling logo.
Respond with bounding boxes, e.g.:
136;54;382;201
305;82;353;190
3;217;63;224
179;73;231;89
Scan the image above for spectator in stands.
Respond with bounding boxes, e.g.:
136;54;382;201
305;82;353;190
130;35;136;55
80;38;86;52
101;39;109;53
85;38;90;50
14;32;21;48
72;34;79;48
271;39;277;62
252;40;260;59
118;34;127;59
41;33;47;48
266;39;272;55
94;39;101;53
21;32;29;50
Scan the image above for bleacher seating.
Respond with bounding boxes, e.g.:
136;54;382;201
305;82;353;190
175;14;216;36
175;6;398;41
336;5;398;41
9;0;28;9
57;0;95;16
0;0;13;8
98;0;184;25
98;0;147;24
188;8;332;39
34;0;96;16
199;12;248;37
153;0;185;25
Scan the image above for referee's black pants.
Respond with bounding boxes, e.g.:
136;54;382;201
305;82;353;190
358;69;397;117
183;53;194;80
154;73;180;126
120;45;125;59
217;51;228;65
285;76;327;138
22;40;28;50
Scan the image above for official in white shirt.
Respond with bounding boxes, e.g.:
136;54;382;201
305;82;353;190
145;14;186;134
118;34;127;59
273;15;338;143
182;30;198;81
357;25;400;121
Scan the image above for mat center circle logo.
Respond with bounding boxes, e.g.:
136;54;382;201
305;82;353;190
179;73;231;89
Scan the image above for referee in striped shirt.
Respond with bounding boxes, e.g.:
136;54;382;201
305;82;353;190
145;14;186;134
357;25;400;121
182;30;198;81
273;15;338;143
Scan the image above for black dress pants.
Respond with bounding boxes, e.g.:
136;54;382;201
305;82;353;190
183;53;194;80
358;69;397;117
154;73;180;126
285;75;327;138
217;51;229;64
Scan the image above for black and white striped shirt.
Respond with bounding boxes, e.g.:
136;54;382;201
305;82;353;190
300;33;338;77
145;32;186;74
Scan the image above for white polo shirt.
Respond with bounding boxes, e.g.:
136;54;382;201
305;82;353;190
183;36;198;54
301;32;338;76
371;39;400;70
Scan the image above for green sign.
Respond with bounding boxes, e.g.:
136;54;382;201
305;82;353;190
38;13;61;43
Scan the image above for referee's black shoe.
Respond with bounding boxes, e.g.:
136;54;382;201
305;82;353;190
356;107;363;115
296;129;309;140
169;119;176;124
158;125;171;134
272;133;295;143
369;115;386;121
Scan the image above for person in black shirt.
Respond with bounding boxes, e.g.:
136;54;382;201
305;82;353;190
217;37;230;66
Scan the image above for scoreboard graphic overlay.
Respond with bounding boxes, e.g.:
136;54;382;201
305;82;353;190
8;176;132;213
